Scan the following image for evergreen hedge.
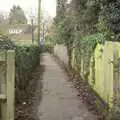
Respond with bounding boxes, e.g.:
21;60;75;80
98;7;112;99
15;45;40;91
0;36;40;100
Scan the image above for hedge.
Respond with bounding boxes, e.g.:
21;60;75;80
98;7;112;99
15;45;40;93
0;36;40;101
0;34;15;50
73;33;104;79
43;44;53;53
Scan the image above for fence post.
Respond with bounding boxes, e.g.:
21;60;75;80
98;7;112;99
4;50;15;120
113;43;119;98
81;58;84;78
0;51;6;120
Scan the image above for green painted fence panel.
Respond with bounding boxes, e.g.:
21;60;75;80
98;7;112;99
94;44;105;101
103;42;114;105
93;42;120;106
71;41;120;106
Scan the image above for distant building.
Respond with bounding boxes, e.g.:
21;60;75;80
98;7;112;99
9;28;23;34
8;24;36;35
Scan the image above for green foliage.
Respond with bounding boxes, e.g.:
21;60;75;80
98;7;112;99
9;5;27;24
71;0;100;36
15;45;40;90
54;0;120;47
55;0;73;46
54;0;101;55
56;0;66;23
99;0;120;40
106;96;120;120
0;34;15;50
43;44;53;53
55;19;72;45
73;33;104;79
102;1;120;34
0;35;40;101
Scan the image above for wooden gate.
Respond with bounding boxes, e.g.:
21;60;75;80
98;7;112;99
0;50;15;120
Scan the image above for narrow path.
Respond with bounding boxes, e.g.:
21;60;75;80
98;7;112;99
38;53;97;120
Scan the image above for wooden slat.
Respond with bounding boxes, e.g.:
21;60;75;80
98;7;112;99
6;50;15;120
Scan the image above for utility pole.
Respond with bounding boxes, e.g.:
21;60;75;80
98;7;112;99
29;8;35;44
38;0;41;46
43;22;45;42
31;18;34;44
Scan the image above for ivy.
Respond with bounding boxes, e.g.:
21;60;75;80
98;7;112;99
101;0;120;40
73;33;104;79
0;35;15;50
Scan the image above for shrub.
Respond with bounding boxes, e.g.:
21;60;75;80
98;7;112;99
0;35;40;101
15;45;40;97
0;34;15;50
43;44;53;53
102;0;120;34
99;0;120;41
106;96;120;120
73;33;104;79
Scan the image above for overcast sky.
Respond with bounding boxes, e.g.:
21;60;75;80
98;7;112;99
0;0;56;17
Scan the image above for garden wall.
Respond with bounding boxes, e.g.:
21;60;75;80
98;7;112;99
54;44;68;65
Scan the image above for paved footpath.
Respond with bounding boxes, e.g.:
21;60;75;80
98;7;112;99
38;53;97;120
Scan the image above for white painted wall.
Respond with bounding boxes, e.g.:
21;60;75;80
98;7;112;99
9;29;23;34
54;44;68;65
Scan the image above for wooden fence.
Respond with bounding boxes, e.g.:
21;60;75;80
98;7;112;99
54;41;120;106
87;42;120;106
0;50;15;120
